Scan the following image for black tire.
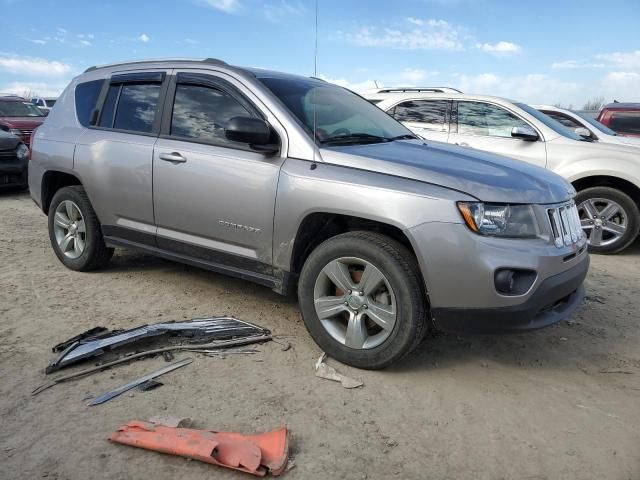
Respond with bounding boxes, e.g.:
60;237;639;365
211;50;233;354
576;186;640;254
48;186;114;271
298;231;428;370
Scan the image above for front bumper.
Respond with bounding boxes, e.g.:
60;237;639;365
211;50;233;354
407;221;589;334
0;155;28;188
431;255;588;333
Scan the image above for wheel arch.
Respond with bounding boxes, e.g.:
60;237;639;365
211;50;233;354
571;175;640;207
41;170;83;214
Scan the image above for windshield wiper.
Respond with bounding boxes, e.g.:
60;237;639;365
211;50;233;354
389;134;418;141
320;133;391;145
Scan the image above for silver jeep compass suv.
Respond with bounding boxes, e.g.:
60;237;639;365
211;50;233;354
29;58;589;369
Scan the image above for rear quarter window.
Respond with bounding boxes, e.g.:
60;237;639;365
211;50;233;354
75;79;104;127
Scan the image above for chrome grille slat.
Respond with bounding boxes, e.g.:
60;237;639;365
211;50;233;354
548;202;583;248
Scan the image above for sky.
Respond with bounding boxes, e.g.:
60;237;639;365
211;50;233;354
1;0;639;108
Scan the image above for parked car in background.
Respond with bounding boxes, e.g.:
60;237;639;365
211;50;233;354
0;129;29;189
533;105;640;147
29;59;588;369
31;97;57;112
0;95;46;146
365;89;640;254
597;103;640;138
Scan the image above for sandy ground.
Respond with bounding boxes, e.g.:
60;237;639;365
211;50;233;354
0;190;639;480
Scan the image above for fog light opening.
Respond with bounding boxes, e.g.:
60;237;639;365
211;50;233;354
494;268;536;296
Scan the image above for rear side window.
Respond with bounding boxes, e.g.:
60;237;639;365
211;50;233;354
392;100;448;131
98;82;161;133
609;112;640;135
170;83;251;145
75;79;104;127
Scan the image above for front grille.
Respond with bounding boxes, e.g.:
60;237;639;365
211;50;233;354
548;202;584;248
0;149;16;160
19;129;33;144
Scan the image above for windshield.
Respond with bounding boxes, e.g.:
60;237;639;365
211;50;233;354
0;100;45;117
575;112;617;136
45;99;56;107
257;76;414;145
515;103;582;141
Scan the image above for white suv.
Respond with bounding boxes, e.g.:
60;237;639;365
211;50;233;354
364;89;640;254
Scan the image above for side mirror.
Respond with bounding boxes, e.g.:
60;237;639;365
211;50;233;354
225;116;278;154
511;125;539;141
574;127;592;139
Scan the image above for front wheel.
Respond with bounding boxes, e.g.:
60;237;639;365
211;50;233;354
298;231;428;370
576;186;640;254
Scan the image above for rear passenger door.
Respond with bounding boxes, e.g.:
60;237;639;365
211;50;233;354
387;99;450;143
152;70;284;270
449;101;547;169
75;70;170;241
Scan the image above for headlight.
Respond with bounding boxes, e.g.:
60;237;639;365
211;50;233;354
16;143;29;160
457;202;539;238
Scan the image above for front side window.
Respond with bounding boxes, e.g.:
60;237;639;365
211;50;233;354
98;82;161;133
457;101;528;138
609;111;640;135
170;83;251;144
392;100;448;131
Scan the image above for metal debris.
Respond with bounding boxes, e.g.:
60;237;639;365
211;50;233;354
137;379;163;391
314;353;363;389
87;358;192;406
46;317;270;373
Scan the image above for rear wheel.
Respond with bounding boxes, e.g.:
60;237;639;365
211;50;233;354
48;186;113;270
298;231;428;369
576;186;640;254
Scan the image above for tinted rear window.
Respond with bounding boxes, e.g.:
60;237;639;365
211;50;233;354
392;100;448;131
75;79;104;127
609;112;640;135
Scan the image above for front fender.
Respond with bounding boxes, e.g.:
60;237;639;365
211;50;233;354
272;158;473;271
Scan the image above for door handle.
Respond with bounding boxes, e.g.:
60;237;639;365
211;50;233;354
455;142;471;147
159;152;187;163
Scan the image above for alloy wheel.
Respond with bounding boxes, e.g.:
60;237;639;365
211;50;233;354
578;197;628;247
53;200;86;259
313;257;397;350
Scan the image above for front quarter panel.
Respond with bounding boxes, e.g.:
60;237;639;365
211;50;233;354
272;158;473;271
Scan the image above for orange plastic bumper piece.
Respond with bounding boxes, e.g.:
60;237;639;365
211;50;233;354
108;420;289;476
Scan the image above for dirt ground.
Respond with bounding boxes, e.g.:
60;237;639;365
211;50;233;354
0;190;639;480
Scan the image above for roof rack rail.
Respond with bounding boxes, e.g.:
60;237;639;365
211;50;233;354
84;57;228;73
0;93;25;98
370;87;463;94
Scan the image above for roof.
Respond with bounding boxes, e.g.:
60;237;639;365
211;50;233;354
602;102;640;110
362;89;518;105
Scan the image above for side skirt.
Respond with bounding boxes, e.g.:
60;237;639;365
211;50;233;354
104;235;284;292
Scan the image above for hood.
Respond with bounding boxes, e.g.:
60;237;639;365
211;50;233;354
320;140;573;204
615;136;640;148
0;116;46;129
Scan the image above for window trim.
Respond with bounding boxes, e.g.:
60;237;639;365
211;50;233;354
158;72;278;153
388;98;452;133
88;70;170;137
452;100;543;141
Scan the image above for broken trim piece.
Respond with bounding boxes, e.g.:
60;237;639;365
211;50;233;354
109;420;289;476
46;317;270;373
87;358;192;406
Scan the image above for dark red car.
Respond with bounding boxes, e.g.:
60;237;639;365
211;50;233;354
597;102;640;138
0;95;46;146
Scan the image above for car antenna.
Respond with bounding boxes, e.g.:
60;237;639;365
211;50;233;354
311;0;319;171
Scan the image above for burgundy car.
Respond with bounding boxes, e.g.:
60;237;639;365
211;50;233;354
597;102;640;138
0;96;46;146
